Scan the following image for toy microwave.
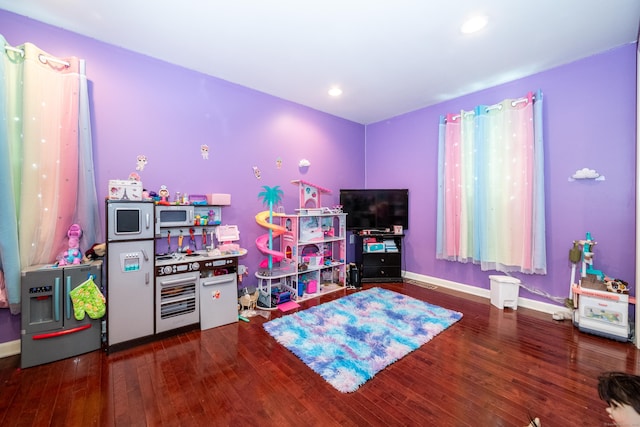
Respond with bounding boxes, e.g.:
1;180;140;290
155;205;195;233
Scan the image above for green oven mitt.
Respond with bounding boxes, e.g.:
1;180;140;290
69;277;106;320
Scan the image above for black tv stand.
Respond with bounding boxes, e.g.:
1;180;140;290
354;233;404;283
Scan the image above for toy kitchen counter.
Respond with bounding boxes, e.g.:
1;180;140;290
155;249;247;276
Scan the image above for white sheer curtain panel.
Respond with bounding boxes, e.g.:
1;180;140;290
436;90;546;274
0;36;102;314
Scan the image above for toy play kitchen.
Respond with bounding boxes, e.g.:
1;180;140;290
106;188;246;352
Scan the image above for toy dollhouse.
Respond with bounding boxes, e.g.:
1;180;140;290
254;180;346;309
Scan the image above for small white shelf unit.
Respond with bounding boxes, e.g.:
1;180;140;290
255;212;347;309
154;204;223;238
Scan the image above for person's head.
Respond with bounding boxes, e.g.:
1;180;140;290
598;372;640;426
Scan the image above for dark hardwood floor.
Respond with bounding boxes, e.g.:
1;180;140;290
1;281;638;426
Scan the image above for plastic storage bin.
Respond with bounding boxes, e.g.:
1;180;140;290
489;275;521;310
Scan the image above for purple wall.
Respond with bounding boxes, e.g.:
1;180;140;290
366;44;637;307
0;9;636;346
0;10;365;344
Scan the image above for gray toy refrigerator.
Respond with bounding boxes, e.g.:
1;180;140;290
20;261;103;368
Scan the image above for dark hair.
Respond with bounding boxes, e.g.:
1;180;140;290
598;372;640;413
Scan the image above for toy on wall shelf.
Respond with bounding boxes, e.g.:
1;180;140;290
568;167;605;181
298;158;311;172
157;185;170;205
135;155;147;171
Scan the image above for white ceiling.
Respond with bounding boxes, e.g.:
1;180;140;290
1;1;639;124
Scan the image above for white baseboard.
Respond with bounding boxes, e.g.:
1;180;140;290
403;271;569;316
0;339;20;358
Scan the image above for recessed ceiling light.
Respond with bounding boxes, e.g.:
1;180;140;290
328;87;343;97
460;15;488;34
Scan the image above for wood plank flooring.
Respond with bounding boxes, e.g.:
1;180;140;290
1;281;638;426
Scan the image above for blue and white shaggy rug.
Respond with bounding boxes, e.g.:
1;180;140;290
263;287;463;393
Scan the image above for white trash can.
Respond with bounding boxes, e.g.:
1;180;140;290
489;275;521;310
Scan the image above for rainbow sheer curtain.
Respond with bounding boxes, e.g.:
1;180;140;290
436;90;546;274
0;36;102;314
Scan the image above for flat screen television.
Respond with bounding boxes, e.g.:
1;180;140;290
339;189;409;231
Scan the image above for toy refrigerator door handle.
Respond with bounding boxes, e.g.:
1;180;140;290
66;275;72;320
54;277;60;322
32;323;92;340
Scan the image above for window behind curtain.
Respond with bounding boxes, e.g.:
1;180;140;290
436;90;546;274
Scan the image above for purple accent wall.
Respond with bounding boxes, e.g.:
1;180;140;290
0;10;365;344
0;9;636;346
366;44;637;307
0;309;20;344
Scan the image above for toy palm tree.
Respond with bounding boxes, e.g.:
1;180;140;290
258;185;283;269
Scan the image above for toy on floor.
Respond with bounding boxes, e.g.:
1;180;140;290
239;288;264;320
239;289;259;311
58;224;83;266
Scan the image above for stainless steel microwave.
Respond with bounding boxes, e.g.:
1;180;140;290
106;201;155;241
155;205;195;233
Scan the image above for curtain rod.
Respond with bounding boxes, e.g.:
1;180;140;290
448;95;536;121
3;45;70;67
38;54;70;68
4;44;23;57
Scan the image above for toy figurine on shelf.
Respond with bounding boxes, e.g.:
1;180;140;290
157;185;170;205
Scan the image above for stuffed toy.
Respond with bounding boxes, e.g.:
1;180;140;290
605;277;629;294
58;224;83;266
69;276;106;320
